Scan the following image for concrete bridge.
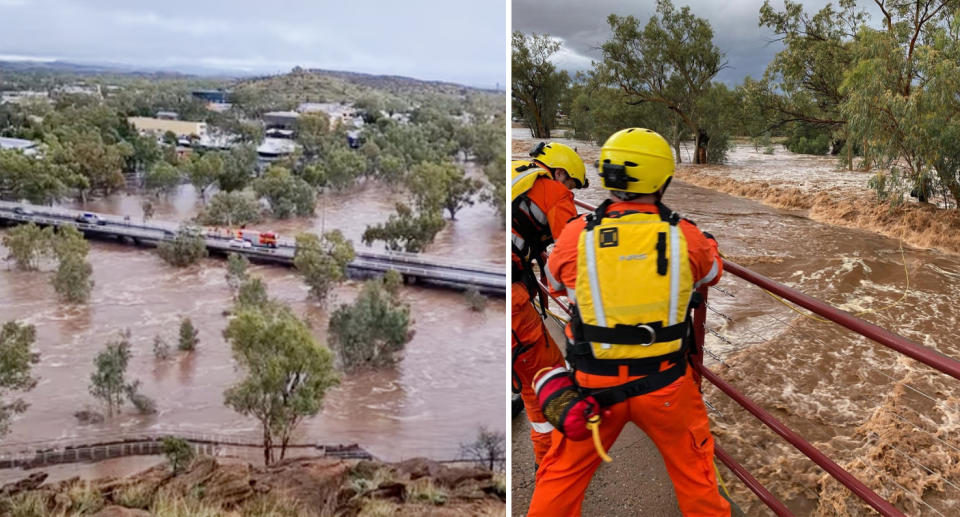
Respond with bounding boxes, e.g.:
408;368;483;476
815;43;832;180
0;201;505;295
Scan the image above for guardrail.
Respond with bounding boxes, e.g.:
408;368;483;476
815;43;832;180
551;199;960;516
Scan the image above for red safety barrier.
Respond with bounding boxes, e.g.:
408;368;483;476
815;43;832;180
546;199;952;516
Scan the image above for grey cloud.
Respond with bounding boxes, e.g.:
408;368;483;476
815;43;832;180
514;0;881;85
0;0;506;87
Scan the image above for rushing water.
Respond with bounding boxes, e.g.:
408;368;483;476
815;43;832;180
515;132;960;516
0;167;505;464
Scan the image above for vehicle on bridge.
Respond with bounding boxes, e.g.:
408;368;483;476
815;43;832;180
237;229;277;248
75;212;106;225
228;238;253;249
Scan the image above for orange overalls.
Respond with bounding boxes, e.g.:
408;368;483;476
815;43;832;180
512;174;578;465
529;200;728;517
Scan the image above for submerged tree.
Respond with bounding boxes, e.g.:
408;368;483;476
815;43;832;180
362;203;446;253
293;231;355;304
328;274;412;370
157;225;208;267
224;303;340;465
52;252;94;303
0;321;39;438
198;191;263;227
1;223;52;270
600;0;728;163
89;332;133;417
512;32;569;138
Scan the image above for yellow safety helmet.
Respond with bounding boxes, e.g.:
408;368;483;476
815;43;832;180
597;128;674;194
529;142;588;189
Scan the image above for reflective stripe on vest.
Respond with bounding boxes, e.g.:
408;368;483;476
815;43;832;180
575;212;693;361
511;166;551;201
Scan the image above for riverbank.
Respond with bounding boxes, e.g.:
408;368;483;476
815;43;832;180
0;455;505;516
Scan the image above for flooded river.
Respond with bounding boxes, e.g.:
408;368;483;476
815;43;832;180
0;166;505;464
515;132;960;516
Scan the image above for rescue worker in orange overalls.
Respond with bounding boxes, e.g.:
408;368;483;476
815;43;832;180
512;142;588;468
529;128;729;516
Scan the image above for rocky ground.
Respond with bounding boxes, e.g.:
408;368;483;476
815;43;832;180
0;456;505;517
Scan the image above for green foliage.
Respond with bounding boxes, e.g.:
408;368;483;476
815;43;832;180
235;276;270;310
217;144;258;192
295;112;333;159
157;225;208;267
178;317;198;352
481;156;506;218
198;190;263;227
362;203;446;253
252;165;316;218
329;276;412;370
601;0;727;163
162;437;195;475
51;224;89;261
2;223;52;270
185;152;224;201
293;231;355;304
512;32;569;138
223;303;340;464
89;331;132;417
141;198;155;221
0;148;69;204
785;123;831;155
145;161;182;196
225;253;250;289
52;252;94;303
321;146;369;191
0;320;39;438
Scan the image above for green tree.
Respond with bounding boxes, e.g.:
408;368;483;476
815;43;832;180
512;32;569;138
141;199;155;222
225;253;250;289
362;203;446;253
322;146;368;191
293;231;355;304
252;165;316;218
0;321;39;438
441;166;482;220
0;149;69;204
161;437;195;475
89;332;132;417
185;152;224;202
2;223;52;270
51;224;90;261
295;112;332;160
198;191;263;227
217;145;258;192
224;304;340;465
235;276;270;310
329;275;412;370
157;225;208;267
52;253;94;303
600;1;728;163
178;317;198;352
144;161;181;197
153;335;171;360
481;155;506;217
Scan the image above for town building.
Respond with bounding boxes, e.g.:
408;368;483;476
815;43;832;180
156;111;179;120
0;90;49;105
262;111;300;130
0;137;38;155
128;117;207;140
191;90;230;104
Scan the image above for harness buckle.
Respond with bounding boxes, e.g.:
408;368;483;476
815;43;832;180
636;324;656;346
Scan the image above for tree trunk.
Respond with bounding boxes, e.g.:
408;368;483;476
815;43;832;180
694;129;709;164
673;120;682;164
263;428;273;466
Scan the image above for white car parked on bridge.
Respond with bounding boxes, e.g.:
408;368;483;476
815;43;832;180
228;238;253;249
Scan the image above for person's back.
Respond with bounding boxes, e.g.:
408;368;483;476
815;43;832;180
529;128;729;517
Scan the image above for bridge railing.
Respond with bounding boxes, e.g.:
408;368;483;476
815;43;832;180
547;198;960;516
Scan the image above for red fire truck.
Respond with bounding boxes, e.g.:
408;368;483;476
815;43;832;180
236;229;278;248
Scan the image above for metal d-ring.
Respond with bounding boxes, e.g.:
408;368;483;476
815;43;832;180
637;324;656;346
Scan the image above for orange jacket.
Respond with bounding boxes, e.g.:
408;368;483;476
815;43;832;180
546;200;723;342
511;175;577;271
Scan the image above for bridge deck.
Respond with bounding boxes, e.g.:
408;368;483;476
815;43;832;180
0;201;505;295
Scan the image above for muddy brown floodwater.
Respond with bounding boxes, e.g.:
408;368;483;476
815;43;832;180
515;133;960;516
0;165;505;466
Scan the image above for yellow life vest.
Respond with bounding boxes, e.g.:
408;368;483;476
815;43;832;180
572;201;695;362
511;161;551;201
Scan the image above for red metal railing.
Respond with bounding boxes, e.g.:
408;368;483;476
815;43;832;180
542;199;960;516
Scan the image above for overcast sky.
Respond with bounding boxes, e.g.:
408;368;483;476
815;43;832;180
0;0;506;88
513;0;882;85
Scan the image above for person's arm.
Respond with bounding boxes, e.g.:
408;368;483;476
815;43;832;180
546;215;584;300
685;223;723;288
546;188;577;242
